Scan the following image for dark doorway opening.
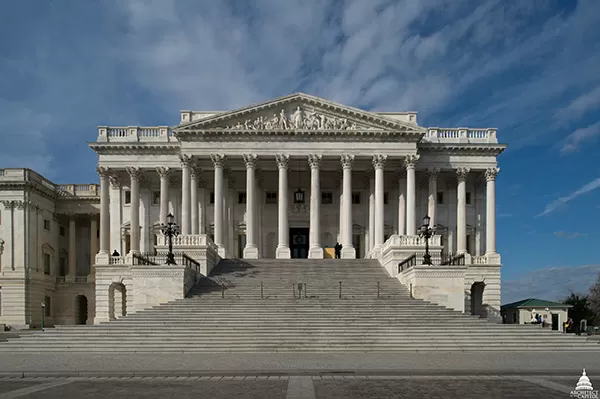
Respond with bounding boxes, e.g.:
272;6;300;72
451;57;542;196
76;295;88;325
552;313;559;330
290;228;309;259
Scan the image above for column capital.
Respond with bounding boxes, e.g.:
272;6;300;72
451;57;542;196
456;167;470;182
275;153;290;169
340;154;355;169
372;154;387;170
109;174;121;188
126;166;142;180
427;168;440;180
210;154;226;168
180;154;194;167
403;154;420;169
308;154;322;169
156;166;172;179
190;164;202;179
485;167;500;181
243;154;258;169
96;166;111;179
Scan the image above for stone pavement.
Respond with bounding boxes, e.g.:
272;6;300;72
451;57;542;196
1;352;599;377
0;375;587;398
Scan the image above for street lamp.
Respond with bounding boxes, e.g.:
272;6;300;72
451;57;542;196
161;213;180;265
419;215;435;265
41;301;45;331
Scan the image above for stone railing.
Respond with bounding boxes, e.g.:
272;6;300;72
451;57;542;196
424;128;498;144
379;234;443;277
471;255;488;265
109;256;128;265
158;234;211;247
56;184;100;197
97;126;175;143
155;234;220;276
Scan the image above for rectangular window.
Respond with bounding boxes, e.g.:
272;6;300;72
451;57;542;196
124;190;131;204
152;191;160;205
59;257;67;277
209;192;215;204
437;192;444;205
321;192;333;205
352;192;361;205
466;192;472;205
43;219;50;231
43;253;51;275
44;296;51;317
0;288;2;316
512;313;517;323
384;192;389;205
466;234;472;254
266;192;277;204
238;192;247;204
59;226;66;236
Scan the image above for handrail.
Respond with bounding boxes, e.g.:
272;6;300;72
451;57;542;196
440;252;465;265
398;253;417;273
138;252;200;273
132;253;158;265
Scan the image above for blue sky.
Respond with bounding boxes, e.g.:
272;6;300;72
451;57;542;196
1;0;599;303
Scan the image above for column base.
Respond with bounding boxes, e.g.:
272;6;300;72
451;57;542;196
341;246;356;259
276;246;291;259
308;246;324;259
95;251;110;265
243;245;259;259
485;252;502;264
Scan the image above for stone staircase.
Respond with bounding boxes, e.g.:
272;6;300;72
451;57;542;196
0;259;598;352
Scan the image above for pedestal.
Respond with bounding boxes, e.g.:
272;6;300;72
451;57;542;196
276;246;291;259
341;246;356;259
243;245;259;259
308;246;324;259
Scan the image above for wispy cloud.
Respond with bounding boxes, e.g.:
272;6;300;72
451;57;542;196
553;231;587;239
502;264;600;304
560;121;600;155
537;177;600;217
555;86;600;124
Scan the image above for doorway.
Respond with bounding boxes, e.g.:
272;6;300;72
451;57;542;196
290;228;309;259
552;313;559;330
470;282;486;317
76;295;88;325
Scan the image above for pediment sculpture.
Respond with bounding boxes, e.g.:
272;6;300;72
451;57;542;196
222;106;378;131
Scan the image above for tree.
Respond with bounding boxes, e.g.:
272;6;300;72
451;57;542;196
589;272;600;323
563;292;596;327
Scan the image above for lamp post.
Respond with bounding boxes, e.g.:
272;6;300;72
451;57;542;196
41;301;45;331
161;213;180;265
419;215;435;265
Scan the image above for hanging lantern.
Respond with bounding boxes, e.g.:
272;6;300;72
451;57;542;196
294;188;305;204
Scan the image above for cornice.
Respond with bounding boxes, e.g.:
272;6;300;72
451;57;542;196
175;129;423;142
88;143;181;155
418;143;507;156
0;181;58;201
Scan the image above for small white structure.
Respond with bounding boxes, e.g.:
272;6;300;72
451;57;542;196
501;298;571;330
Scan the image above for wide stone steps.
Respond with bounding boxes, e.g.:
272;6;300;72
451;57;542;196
1;258;598;352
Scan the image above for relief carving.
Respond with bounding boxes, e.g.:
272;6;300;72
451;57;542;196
485;167;500;181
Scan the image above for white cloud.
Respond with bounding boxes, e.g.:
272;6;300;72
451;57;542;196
502;264;600;304
560;121;600;155
537;177;600;217
556;86;600;123
553;231;587;239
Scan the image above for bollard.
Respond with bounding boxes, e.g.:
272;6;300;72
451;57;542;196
409;283;413;299
261;282;264;299
298;283;303;299
293;283;296;299
304;283;307;299
377;281;380;299
339;281;342;299
222;283;225;299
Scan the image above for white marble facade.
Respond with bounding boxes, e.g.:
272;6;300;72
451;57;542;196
0;93;506;328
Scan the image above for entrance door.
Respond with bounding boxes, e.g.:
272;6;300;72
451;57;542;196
290;228;309;259
552;313;559;331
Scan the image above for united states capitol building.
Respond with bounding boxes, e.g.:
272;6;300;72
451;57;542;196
0;93;505;328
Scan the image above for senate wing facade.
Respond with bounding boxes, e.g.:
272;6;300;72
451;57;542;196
0;93;505;328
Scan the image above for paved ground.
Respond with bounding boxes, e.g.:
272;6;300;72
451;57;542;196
0;375;588;398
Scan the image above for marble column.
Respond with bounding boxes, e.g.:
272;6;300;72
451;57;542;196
404;155;419;235
210;154;226;256
156;167;171;225
456;167;470;254
337;172;343;243
223;169;230;257
198;186;205;234
90;217;97;274
180;155;192;235
485;167;499;255
308;154;323;259
397;169;406;236
373;154;387;253
367;175;375;254
109;175;122;254
340;154;356;259
96;167;111;259
275;154;290;259
68;217;76;276
243;154;259;259
427;168;439;228
190;164;200;235
126;167;142;254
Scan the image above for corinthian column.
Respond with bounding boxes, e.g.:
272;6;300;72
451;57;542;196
190;163;201;235
126;167;142;254
456;167;470;254
485;167;499;255
180;155;192;235
96;167;111;262
243;154;259;259
210;154;226;256
308;154;323;259
404;155;419;235
275;154;290;259
373;154;387;253
68;216;76;276
397;169;406;236
156;167;171;225
340;154;356;259
427;168;439;228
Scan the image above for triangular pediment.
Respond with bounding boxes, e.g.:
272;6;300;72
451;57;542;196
174;93;424;133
